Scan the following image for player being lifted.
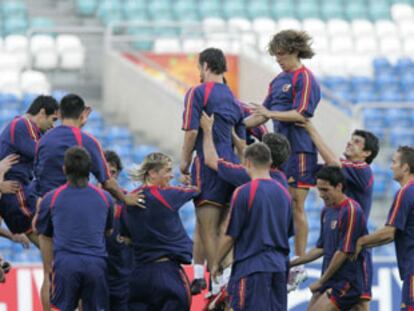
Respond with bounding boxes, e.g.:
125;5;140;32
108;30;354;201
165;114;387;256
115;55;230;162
244;30;321;285
180;48;246;295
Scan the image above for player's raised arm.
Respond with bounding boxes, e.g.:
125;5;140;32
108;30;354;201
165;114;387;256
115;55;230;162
251;102;306;123
301;119;340;166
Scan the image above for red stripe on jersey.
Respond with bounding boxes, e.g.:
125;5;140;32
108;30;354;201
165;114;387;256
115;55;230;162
22;117;40;142
248;179;259;209
388;185;410;225
343;201;357;252
114;204;122;219
162;185;198;193
89;184;110;208
50;184;68;208
297;70;311;114
340;159;369;168
203;82;215;107
183;87;195;130
84;132;111;179
239;278;246;310
71;127;83;146
9;117;19;144
218;158;243;170
150;186;173;210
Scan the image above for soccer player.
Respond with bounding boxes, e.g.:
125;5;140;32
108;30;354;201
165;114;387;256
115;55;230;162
0;95;59;242
239;101;268;145
290;166;369;311
301;120;379;305
121;152;199;311
180;48;246;294
354;146;414;311
32;94;141;311
244;30;321;269
35;146;114;311
211;143;293;311
104;150;133;311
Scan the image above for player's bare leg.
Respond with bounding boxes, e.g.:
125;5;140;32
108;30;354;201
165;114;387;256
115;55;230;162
26;232;39;248
290;187;309;256
218;206;232;284
308;292;322;310
196;204;222;294
307;291;337;311
191;221;207;295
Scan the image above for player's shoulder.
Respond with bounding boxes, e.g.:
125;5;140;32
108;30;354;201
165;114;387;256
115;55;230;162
88;183;113;205
342;198;364;217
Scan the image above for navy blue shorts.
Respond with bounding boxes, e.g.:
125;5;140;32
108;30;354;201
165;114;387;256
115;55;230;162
319;280;362;311
0;184;37;234
50;254;109;311
283;152;318;189
401;273;414;310
128;261;191;311
361;250;373;301
191;156;234;207
228;271;287;311
108;277;129;311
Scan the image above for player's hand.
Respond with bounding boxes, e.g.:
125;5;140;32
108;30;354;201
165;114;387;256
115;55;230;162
125;190;146;208
200;112;214;132
250;103;271;119
309;280;322;293
351;239;363;261
0;154;19;176
0;181;20;194
12;234;30;249
179;174;192;186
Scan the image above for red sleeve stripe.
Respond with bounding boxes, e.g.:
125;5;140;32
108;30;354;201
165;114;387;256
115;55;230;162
343;201;357;252
71;127;83;146
183;87;195;130
203;82;214;107
163;186;198;193
85;132;111;179
9;117;20;144
388;186;409;225
218;158;244;170
50;184;68;208
248;179;259;210
22;118;40;142
150;186;173;210
89;184;110;208
297;70;311;114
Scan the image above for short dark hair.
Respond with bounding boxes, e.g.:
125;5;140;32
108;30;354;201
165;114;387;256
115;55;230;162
397;146;414;174
199;48;227;74
244;142;272;167
262;133;291;168
26;95;59;116
316;166;346;189
64;146;91;180
60;94;86;119
268;30;315;59
353;130;379;164
104;150;123;172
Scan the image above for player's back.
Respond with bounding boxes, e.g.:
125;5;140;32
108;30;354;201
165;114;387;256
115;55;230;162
0;116;40;184
123;185;198;266
43;183;112;257
185;82;245;160
33;125;109;196
229;179;293;280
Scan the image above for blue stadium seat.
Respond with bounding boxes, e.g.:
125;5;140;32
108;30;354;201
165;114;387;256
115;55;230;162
133;144;159;163
128;27;153;50
0;109;19;123
400;72;414;92
148;0;172;19
247;1;271;19
198;0;222;18
51;90;68;102
350;76;375;92
30;17;54;33
373;57;393;74
375;72;399;92
3;16;28;35
363;108;385;128
368;126;386;142
122;0;147;20
271;1;295;19
173;0;199;21
386;108;411;127
395;57;414;74
379;89;403;102
223;0;246;19
354;89;378;102
75;0;98;17
2;1;27;18
97;0;123;26
390;127;414;148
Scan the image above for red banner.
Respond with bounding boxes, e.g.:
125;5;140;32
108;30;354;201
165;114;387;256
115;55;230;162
0;265;207;311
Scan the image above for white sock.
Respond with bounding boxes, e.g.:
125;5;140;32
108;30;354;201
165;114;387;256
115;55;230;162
212;279;221;295
221;266;232;287
194;264;204;280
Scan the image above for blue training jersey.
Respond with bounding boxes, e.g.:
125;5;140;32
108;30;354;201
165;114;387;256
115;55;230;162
316;197;368;289
227;178;294;281
182;82;246;162
120;185;198;266
386;180;414;280
36;183;114;258
217;158;288;189
32;125;111;197
262;66;321;154
0;116;41;184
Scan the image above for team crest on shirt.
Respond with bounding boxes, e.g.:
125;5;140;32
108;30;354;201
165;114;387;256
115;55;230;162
331;220;337;230
282;84;292;92
116;234;125;244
